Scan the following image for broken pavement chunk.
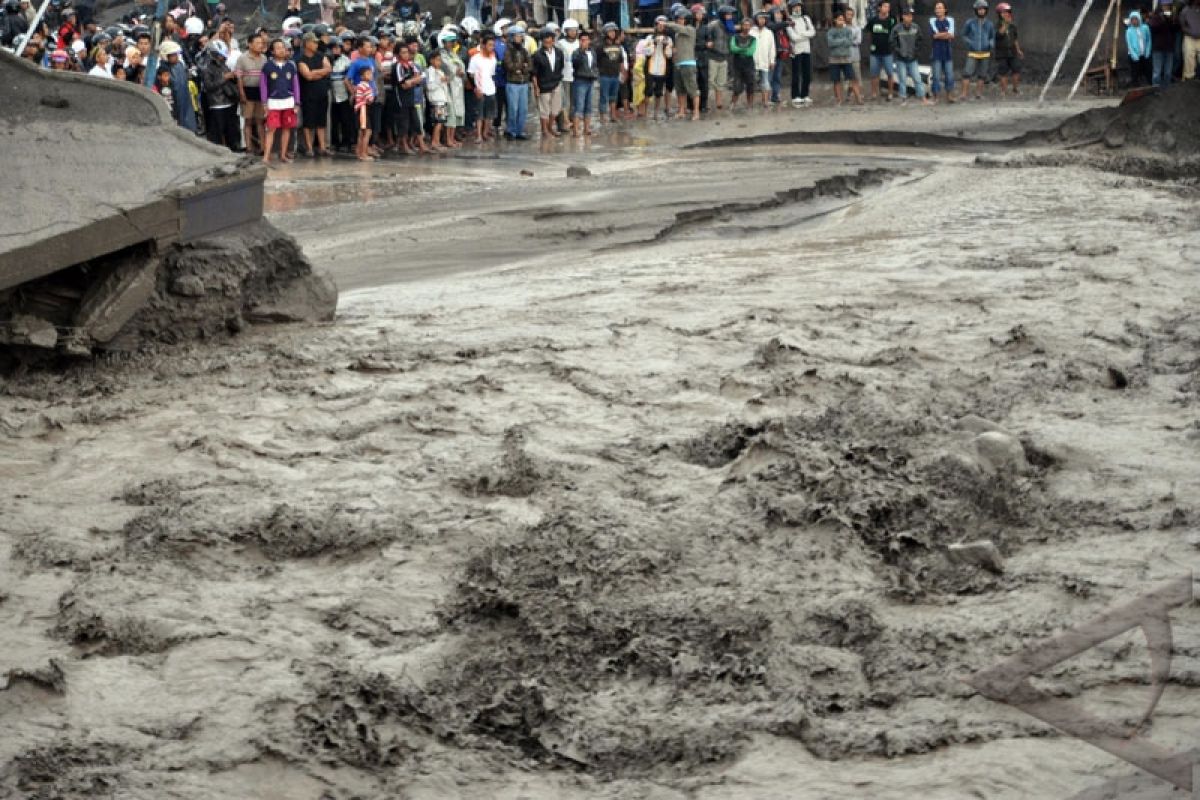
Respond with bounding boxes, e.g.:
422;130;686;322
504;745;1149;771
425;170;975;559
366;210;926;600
946;540;1005;574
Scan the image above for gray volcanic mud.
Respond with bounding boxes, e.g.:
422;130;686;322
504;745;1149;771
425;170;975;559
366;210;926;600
2;107;1200;798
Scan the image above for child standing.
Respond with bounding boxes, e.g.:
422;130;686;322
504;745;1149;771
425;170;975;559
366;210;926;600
259;38;300;165
354;65;375;160
426;50;450;151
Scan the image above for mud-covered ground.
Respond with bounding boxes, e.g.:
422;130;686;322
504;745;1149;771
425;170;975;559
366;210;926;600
2;100;1199;800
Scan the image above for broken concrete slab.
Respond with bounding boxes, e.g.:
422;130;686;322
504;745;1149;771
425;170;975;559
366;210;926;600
946;540;1005;574
73;254;158;344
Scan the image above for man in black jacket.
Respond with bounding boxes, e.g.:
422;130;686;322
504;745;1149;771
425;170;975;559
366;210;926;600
532;29;564;139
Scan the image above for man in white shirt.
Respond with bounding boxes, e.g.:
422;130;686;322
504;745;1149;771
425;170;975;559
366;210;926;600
467;33;498;142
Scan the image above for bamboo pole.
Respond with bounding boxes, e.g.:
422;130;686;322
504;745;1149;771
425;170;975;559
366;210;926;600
1068;0;1117;100
1039;0;1097;103
1111;0;1121;69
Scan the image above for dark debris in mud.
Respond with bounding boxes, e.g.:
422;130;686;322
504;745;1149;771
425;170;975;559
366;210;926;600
2;741;132;799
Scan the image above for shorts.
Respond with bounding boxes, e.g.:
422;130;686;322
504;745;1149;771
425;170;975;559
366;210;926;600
995;55;1021;76
675;64;698;97
241;98;265;121
851;60;862;81
300;92;328;129
756;68;769;91
732;62;755;94
537;87;562;118
707;58;728;92
962;55;991;79
431;102;448;122
829;62;853;83
266;107;297;130
480;93;498;120
647;73;667;98
869;53;895;78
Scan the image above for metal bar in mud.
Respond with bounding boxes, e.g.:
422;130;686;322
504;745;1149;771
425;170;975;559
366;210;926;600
1039;0;1096;104
1068;0;1118;101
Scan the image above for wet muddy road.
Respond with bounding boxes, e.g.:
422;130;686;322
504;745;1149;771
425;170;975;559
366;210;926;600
2;99;1198;800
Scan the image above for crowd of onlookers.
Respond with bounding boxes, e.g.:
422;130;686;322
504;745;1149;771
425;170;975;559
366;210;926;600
6;0;1200;161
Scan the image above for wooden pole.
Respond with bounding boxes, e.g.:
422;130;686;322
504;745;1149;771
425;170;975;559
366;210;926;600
1110;0;1121;69
1039;0;1097;104
1068;0;1117;101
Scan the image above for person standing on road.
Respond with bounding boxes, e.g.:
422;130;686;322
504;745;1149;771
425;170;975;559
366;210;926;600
598;23;627;123
468;32;499;142
645;16;673;120
1148;5;1176;87
1180;0;1200;80
1125;10;1152;87
865;0;897;101
559;18;581;131
928;1;955;103
532;28;564;137
750;10;776;109
261;38;300;164
330;36;354;153
729;17;758;109
439;31;467;148
786;0;815;106
692;4;710;113
298;32;333;156
703;5;734;111
502;24;532;139
666;6;701;120
570;29;598;135
236;33;267;155
959;0;994;101
766;5;790;106
890;6;930;104
826;9;863;105
993;2;1023;95
201;40;242;148
844;6;864;96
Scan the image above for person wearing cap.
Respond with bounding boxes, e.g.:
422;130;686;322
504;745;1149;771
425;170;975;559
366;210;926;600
889;7;929;104
161;40;199;132
643;16;673;120
329;36;354;152
201;40;241;147
49;47;70;69
236;33;267;153
56;7;78;51
501;24;532;139
260;37;301;164
993;2;1023;95
785;0;814;107
959;0;994;101
298;32;334;156
665;7;700;121
531;28;564;138
749;10;775;109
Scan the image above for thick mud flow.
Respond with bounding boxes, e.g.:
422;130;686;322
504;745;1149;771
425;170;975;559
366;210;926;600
2;100;1198;800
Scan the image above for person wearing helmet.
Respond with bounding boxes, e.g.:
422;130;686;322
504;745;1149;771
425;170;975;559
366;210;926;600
642;17;673;120
993;2;1023;95
701;4;734;110
298;32;334;156
889;7;929;104
461;16;481;35
749;10;774;109
959;0;994;100
662;6;700;120
531;27;563;138
161;40;199;132
184;16;204;38
786;0;814;107
201;39;241;148
595;22;625;123
558;17;581;132
327;37;353;152
865;0;897;101
237;32;268;154
501;22;532;138
928;1;955;103
56;7;78;52
437;30;466;147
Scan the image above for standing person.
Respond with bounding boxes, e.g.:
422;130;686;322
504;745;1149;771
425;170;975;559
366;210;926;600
393;43;430;154
692;4;710;113
329;37;353;153
645;17;673;120
598;23;627;123
993;2;1023;94
959;0;994;101
346;36;381;157
728;16;757;108
439;31;467;148
260;38;300;165
298;33;333;156
426;49;450;150
1148;5;1176;87
826;8;863;104
928;0;955;103
786;0;814;106
559;18;582;132
766;6;790;106
161;41;198;132
1126;10;1153;86
704;5;734;111
666;7;701;120
354;65;375;160
1179;0;1200;80
750;10;775;109
468;32;499;142
865;0;897;100
532;28;564;137
502;24;532;139
890;6;929;104
845;6;864;94
570;28;598;135
202;40;241;147
236;33;267;155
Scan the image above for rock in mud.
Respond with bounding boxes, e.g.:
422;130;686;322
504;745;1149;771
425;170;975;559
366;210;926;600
946;540;1005;574
169;275;206;298
245;271;338;324
972;431;1029;476
566;165;592;178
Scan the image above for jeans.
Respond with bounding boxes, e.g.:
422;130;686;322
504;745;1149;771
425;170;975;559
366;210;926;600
562;80;574;117
769;58;784;102
869;53;896;81
930;57;954;95
790;52;811;99
894;58;925;99
572;79;594;117
1152;50;1174;86
599;75;620;111
505;82;528;136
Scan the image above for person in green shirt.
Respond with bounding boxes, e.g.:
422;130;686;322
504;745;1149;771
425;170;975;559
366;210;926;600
728;17;757;109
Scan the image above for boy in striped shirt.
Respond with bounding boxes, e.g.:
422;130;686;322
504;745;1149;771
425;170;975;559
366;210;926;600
354;66;375;160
